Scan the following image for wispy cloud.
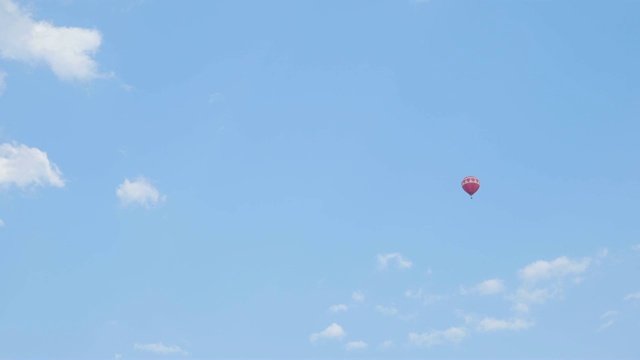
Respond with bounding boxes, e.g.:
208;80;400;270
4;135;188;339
596;248;609;259
512;302;530;313
375;305;398;316
513;287;556;305
133;342;187;355
328;304;348;313
624;292;640;301
631;244;640;252
310;323;346;343
120;0;150;14
455;310;478;326
352;291;365;303
377;253;413;270
404;288;422;299
345;341;368;351
404;288;447;305
378;340;394;350
510;255;592;311
0;71;6;95
121;83;135;92
0;0;107;81
408;327;467;347
519;256;590;283
0;142;65;189
461;278;506;296
476;317;534;332
208;92;224;104
116;177;166;208
598;310;617;331
0;219;4;227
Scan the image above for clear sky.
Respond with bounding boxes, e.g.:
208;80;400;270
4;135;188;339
1;0;639;359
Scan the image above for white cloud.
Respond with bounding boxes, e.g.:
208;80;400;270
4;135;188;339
513;287;556;305
599;310;617;331
512;303;530;313
631;244;640;252
378;340;394;350
408;327;467;347
120;0;150;13
208;92;224;103
507;255;593;312
456;311;534;333
405;288;447;305
477;317;534;332
0;71;6;95
599;319;615;330
0;219;4;227
375;305;398;316
519;256;590;283
461;278;505;296
352;291;365;303
377;252;412;269
0;142;65;189
0;0;106;81
405;289;421;298
114;354;122;359
475;279;506;295
133;342;187;355
345;341;368;351
310;323;346;343
597;248;608;258
116;177;165;207
328;304;348;313
121;83;135;92
593;248;608;266
455;310;478;325
624;292;640;301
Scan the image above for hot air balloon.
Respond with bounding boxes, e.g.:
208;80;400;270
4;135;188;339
461;176;480;199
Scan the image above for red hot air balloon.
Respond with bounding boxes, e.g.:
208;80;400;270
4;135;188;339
461;176;480;199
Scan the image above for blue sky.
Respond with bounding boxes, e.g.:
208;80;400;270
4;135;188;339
1;0;640;358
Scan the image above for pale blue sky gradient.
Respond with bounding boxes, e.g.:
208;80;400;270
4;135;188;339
1;0;640;359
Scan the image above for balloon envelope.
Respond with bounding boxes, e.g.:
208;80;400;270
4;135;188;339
461;176;480;197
